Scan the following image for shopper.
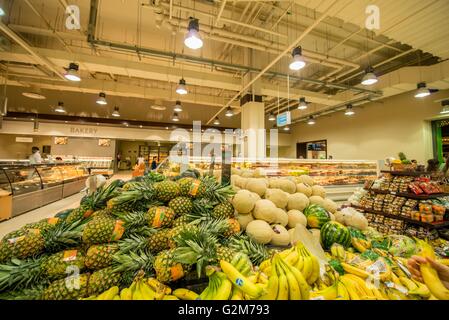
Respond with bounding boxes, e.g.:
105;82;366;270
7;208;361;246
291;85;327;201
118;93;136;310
426;159;440;173
151;156;158;170
28;146;42;164
408;256;449;290
440;157;449;176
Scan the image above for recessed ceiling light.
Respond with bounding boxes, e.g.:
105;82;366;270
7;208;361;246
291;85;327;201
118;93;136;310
185;18;203;50
289;46;306;71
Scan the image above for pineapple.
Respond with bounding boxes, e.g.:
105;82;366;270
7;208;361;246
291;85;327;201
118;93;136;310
177;176;235;202
167;224;200;249
168;196;193;217
146;206;176;228
172;215;190;228
216;245;238;263
177;177;194;196
154;249;188;283
82;215;123;245
212;201;235;219
87;267;122;296
0;241;11;263
223;218;241;238
65;203;95;225
154;180;180;202
84;244;119;270
42;273;90;300
227;234;270;265
148;229;171;253
1;230;45;261
41;249;86;280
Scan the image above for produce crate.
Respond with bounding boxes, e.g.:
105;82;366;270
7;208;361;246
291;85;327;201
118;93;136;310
390;163;416;172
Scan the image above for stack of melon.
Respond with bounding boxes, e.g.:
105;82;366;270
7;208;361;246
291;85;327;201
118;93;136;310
231;170;342;247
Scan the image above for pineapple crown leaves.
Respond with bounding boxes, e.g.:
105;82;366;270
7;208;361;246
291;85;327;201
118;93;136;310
0;257;46;292
197;176;236;203
226;234;270;266
41;219;87;252
112;249;154;275
117;233;153;254
0;284;45;300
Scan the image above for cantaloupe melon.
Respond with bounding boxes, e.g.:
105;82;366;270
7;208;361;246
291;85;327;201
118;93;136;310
232;190;257;214
246;220;273;244
287;210;307;228
298;175;315;186
253;199;278;223
277;179;297;194
245;178;268;197
296;183;313;197
311;185;326;198
270;224;290;246
265;189;289;209
236;212;254;230
287;193;310;211
322;198;338;213
274;208;289;227
309;195;325;206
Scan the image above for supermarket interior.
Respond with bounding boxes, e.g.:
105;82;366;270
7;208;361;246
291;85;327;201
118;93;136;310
0;0;449;302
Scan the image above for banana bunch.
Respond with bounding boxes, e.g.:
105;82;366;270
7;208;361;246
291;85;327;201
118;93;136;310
330;243;346;261
416;239;449;300
220;260;263;299
81;286;121;300
351;238;371;253
198;266;233;300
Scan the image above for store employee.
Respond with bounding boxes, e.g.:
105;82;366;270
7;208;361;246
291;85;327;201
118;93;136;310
29;146;42;164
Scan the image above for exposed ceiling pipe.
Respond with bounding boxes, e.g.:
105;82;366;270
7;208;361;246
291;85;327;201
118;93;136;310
0;22;65;80
206;0;340;125
8;24;85;41
215;0;227;26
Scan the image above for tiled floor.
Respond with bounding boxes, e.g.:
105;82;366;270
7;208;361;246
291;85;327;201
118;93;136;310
0;171;132;239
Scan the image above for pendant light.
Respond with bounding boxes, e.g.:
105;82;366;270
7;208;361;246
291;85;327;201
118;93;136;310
268;112;276;121
344;104;355;116
184;18;203;50
307;116;315;125
213;117;220;125
22;86;46;100
112;106;120;117
96;92;108;105
361;67;378;86
176;78;188;95
297;97;308;110
172;112;180;122
283;126;290;131
414;82;431;98
55;101;66;113
0;7;5;16
174;100;183;112
289;46;306;71
225;107;233;117
440;100;449;114
64;63;81;82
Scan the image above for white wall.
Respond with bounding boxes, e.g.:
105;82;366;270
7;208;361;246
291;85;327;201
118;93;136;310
287;89;449;164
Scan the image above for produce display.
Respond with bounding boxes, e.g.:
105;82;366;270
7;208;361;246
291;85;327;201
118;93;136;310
1;168;449;301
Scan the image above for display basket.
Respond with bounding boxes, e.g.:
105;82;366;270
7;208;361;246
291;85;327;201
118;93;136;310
390;163;416;172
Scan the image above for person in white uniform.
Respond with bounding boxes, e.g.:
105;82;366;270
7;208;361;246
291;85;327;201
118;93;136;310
29;147;42;164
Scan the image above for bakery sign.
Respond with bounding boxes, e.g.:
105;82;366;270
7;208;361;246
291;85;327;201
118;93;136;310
70;127;98;136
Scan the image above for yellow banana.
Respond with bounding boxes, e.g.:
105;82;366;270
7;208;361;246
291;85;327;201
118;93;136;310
309;283;338;300
295;255;304;272
140;282;157;300
278;259;301;300
339;277;361;300
230;286;245;300
173;288;199;300
284;250;299;266
259;267;279;300
147;277;171;295
132;282;144;300
300;255;313;281
399;276;417;291
258;272;269;284
162;295;179;300
279;247;293;259
340;262;370;279
259;259;271;271
275;259;289;300
288;263;310;300
113;295;120;300
438;258;449;266
307;255;320;285
336;281;350;300
409;279;431;298
343;274;374;296
220;260;263;298
211;278;233;300
120;288;132;300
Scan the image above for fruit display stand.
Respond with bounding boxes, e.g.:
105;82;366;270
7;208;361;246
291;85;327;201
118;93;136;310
349;170;449;239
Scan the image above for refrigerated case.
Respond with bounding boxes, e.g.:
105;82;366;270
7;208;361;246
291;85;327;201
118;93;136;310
0;162;89;217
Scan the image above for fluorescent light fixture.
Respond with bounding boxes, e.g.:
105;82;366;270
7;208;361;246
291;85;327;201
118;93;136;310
96;92;108;105
112;106;120;117
176;78;188;95
289;46;306;71
361;67;378;86
225;107;233;117
184;18;203;50
345;104;355;116
414;82;430;98
441;100;449;114
213;117;220;125
55;101;66;113
307;116;315;125
64;63;81;82
174;100;183;112
268;112;276;121
172;112;180;122
298;97;308;110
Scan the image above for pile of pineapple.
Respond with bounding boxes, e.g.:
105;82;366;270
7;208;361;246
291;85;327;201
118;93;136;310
0;172;271;300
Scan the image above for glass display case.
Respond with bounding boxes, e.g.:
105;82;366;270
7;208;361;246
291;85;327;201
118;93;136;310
0;169;12;196
36;165;64;188
3;166;42;195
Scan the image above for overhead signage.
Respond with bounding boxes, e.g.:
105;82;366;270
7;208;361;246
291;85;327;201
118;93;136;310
16;137;33;143
276;111;291;127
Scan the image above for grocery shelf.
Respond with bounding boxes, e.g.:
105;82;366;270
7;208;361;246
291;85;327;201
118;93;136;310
380;170;430;177
364;188;449;200
352;205;449;229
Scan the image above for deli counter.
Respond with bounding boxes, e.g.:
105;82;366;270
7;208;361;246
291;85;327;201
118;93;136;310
0;162;89;218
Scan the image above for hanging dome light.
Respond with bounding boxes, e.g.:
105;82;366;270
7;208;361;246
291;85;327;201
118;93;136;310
307;116;315;125
184;18;203;50
64;63;81;82
174;100;183;112
297;97;308;110
172;112;180;122
441;100;449;114
213;117;220;125
96;92;108;105
283;126;290;131
414;82;431;98
22;85;46;100
55;101;66;113
176;78;188;95
268;112;276;121
289;46;306;71
112;106;120;117
344;104;355;116
361;67;378;86
225;107;234;117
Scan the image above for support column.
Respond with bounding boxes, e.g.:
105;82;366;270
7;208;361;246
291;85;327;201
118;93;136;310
240;94;265;160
